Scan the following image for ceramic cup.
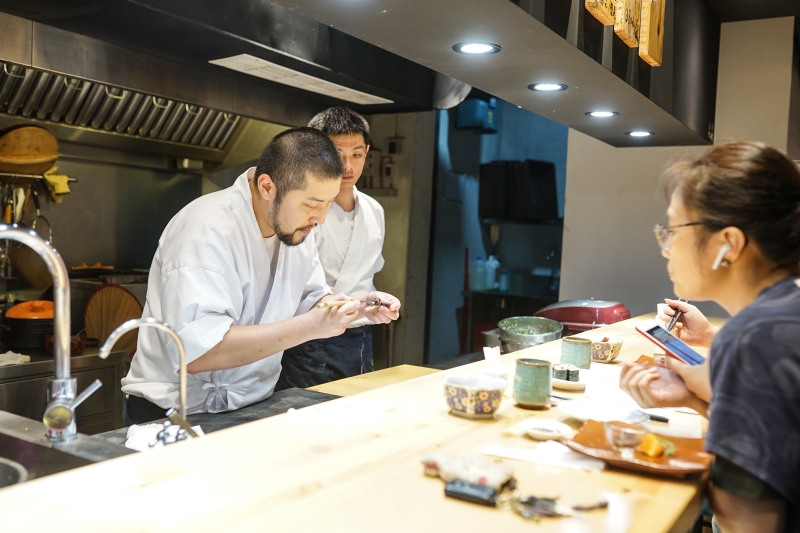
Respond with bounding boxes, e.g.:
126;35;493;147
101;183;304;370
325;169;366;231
513;358;551;408
560;337;592;369
589;336;623;363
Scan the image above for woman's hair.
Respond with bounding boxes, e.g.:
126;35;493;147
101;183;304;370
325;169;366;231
663;141;800;269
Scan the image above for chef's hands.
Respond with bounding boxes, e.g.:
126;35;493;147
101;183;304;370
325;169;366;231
660;299;719;348
310;294;360;338
620;362;709;417
361;291;401;324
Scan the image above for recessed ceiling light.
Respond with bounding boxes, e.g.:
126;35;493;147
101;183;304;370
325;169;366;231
528;83;568;92
452;43;501;54
627;131;654;137
586;111;618;117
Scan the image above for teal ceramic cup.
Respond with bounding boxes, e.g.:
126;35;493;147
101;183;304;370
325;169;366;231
560;337;592;369
513;358;551;408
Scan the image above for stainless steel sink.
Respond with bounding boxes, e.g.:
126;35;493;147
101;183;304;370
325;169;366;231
0;457;27;488
0;410;134;486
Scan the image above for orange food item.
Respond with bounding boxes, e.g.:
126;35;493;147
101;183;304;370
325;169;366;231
637;433;665;458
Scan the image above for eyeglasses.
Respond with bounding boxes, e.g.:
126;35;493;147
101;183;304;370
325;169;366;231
653;222;709;252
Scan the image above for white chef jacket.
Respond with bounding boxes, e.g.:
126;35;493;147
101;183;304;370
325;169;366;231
121;170;331;413
313;186;385;327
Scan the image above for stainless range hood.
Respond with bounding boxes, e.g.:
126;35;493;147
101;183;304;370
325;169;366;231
0;60;242;161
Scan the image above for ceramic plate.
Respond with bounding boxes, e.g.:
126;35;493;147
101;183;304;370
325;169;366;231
557;398;648;423
517;418;573;440
566;420;712;476
552;369;588;391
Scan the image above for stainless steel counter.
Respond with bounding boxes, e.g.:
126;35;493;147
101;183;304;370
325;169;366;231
0;347;128;434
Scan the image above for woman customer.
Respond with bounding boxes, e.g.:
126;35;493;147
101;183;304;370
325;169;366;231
620;141;800;533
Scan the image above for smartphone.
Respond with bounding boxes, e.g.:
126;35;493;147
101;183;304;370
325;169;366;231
635;323;706;365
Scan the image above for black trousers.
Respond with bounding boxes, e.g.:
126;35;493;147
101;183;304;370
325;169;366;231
276;326;373;390
123;394;168;427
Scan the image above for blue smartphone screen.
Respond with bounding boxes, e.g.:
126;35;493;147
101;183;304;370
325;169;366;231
646;325;706;365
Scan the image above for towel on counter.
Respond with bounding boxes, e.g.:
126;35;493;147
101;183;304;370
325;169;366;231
43;166;71;203
0;351;30;367
125;422;204;452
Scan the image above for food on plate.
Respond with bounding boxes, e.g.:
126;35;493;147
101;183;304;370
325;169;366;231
553;363;580;382
637;433;676;458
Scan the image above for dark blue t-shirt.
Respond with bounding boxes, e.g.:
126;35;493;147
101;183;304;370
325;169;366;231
706;275;800;531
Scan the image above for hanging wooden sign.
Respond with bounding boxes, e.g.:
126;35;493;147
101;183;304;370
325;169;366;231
585;0;616;26
639;0;666;66
614;0;641;48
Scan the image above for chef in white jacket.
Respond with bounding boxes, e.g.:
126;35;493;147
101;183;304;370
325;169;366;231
277;108;392;389
121;127;400;425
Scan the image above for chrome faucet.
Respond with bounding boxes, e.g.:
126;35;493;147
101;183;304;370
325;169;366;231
0;224;99;441
99;318;195;436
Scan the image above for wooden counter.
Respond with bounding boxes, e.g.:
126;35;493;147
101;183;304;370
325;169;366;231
0;315;710;532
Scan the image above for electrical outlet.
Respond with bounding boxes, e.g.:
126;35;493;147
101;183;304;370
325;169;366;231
386;137;404;155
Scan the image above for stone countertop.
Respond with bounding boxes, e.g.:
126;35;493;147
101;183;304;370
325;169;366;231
94;388;339;447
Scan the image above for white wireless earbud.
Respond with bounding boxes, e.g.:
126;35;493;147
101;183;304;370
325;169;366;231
711;243;732;270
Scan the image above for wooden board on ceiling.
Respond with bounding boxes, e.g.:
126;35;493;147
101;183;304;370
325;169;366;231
585;0;616;25
615;0;642;47
639;0;667;66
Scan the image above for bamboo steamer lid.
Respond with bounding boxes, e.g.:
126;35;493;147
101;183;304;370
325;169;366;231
0;126;59;174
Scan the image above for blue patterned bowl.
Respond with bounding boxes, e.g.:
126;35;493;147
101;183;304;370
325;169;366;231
442;375;507;419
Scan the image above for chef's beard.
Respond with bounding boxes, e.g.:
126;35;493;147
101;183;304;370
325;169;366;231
270;204;315;246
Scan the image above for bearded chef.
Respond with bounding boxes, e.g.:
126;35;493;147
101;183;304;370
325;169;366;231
121;127;401;426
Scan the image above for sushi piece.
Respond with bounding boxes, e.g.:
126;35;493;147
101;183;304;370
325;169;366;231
552;364;569;380
564;364;581;382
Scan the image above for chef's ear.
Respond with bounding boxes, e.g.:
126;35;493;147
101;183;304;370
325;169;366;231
254;173;277;201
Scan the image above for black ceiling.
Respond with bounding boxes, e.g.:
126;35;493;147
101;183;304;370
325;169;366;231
705;0;800;22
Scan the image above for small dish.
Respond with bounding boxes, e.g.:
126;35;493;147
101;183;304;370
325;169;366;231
517;418;573;440
557;398;648;424
588;336;623;363
442;375;506;419
566;420;711;476
552;368;588;391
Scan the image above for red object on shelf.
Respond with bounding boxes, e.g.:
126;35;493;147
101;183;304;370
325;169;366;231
535;299;631;336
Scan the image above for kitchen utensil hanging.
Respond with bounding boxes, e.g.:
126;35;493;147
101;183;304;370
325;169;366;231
84;284;144;358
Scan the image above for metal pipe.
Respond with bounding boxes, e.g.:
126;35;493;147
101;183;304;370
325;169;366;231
63;81;93;124
102;89;130;131
180;107;207;144
5;68;35;115
0;225;70;379
98;318;188;421
114;92;143;133
74;84;105;127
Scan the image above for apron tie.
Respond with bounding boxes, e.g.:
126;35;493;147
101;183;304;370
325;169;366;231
202;379;229;413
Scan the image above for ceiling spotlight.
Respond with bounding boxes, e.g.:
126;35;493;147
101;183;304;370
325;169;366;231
452;43;501;54
627;131;654;137
586;111;618;117
528;83;568;92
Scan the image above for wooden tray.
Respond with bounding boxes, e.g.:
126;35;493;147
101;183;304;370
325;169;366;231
565;420;712;476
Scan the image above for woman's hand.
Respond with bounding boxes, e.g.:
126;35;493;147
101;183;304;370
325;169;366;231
660;298;719;348
620;363;707;415
666;358;712;403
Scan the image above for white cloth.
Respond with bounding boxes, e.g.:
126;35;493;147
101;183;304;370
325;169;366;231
125;423;204;452
313;186;385;327
0;351;29;367
122;170;331;414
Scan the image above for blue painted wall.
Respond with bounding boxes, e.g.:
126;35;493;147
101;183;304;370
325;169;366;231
426;100;569;363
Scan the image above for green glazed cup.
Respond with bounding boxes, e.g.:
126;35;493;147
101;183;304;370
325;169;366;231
560;337;592;369
513;358;551;408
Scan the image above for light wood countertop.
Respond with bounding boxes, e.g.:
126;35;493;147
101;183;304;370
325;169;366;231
307;364;440;396
0;314;713;532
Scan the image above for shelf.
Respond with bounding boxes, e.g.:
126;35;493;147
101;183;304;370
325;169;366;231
481;218;562;226
359;187;398;197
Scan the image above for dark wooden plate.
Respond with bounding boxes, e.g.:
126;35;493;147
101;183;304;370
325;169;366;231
565;420;712;476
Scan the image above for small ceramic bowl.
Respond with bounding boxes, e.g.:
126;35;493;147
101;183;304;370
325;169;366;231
589;336;623;363
442;375;506;419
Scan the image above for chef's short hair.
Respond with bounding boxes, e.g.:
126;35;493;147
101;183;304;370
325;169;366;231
308;107;370;146
255;127;345;202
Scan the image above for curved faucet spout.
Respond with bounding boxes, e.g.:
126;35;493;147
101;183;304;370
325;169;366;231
99;318;188;421
0;224;70;378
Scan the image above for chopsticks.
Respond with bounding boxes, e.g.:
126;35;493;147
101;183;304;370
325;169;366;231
314;299;390;309
666;298;688;332
550;393;670;423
